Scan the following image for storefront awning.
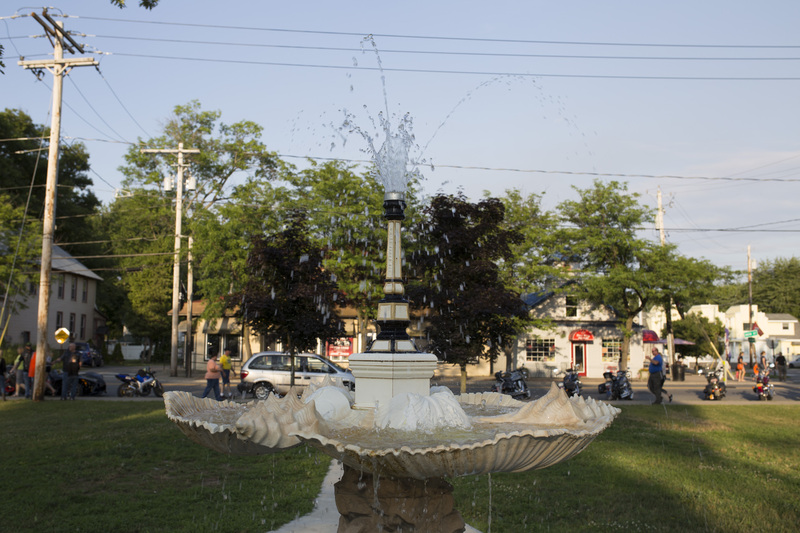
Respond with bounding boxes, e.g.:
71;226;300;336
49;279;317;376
569;329;595;342
643;329;660;343
202;317;242;335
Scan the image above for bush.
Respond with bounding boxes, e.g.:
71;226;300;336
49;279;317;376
107;343;124;364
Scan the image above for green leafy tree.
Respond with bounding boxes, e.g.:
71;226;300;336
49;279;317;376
0;109;101;261
111;101;277;346
408;193;530;392
0;195;42;337
101;192;175;355
557;180;657;371
231;213;346;386
752;257;800;319
670;313;726;366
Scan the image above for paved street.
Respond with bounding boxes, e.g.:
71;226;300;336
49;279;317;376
13;363;792;405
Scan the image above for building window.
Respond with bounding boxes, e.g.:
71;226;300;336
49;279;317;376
783;323;790;331
56;312;63;329
206;334;243;361
57;274;65;299
21;331;31;344
70;276;78;301
82;279;89;303
28;282;37;296
565;296;578;317
80;314;87;340
602;339;622;363
526;338;555;362
69;313;76;335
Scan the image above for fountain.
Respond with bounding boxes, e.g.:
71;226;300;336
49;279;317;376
164;112;620;532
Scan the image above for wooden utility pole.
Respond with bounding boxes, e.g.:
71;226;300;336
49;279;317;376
140;143;199;376
747;245;755;366
19;10;97;401
656;188;676;371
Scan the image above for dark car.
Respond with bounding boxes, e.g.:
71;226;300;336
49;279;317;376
74;342;103;368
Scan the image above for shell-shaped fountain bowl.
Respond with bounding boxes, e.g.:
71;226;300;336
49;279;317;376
164;386;322;455
296;382;620;479
164;380;620;480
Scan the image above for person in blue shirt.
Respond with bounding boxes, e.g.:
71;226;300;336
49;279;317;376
646;346;672;404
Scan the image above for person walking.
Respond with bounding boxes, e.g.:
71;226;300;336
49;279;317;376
12;347;27;397
201;351;223;401
60;343;81;400
775;352;787;381
22;343;34;399
0;355;7;400
646;346;671;404
219;348;234;399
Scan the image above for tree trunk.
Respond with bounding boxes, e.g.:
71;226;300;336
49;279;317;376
620;316;635;371
459;364;468;394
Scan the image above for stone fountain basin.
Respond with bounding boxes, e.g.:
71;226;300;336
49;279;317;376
164;382;619;480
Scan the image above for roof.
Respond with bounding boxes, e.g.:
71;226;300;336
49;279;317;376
766;313;798;322
52;245;102;281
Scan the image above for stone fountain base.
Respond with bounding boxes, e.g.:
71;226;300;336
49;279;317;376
335;465;466;533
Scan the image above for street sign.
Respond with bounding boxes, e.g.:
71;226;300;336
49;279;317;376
744;330;758;338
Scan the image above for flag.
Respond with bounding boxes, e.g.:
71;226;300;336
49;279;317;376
753;322;764;336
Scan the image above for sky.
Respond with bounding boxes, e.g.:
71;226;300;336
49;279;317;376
2;1;799;272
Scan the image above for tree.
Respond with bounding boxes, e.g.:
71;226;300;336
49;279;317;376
670;313;726;365
110;100;278;341
100;191;175;355
407;193;530;392
752;257;800;320
231;213;346;386
0;109;101;261
0;195;42;339
557;180;657;371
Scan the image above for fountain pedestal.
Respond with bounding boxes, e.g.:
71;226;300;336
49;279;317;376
334;464;465;533
348;352;438;409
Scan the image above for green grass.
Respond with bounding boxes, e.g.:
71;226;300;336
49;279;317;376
451;405;800;532
2;402;799;533
0;401;330;532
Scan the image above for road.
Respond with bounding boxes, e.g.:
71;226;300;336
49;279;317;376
20;363;800;404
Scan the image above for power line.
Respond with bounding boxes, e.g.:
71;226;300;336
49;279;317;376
106;52;800;81
83;34;800;62
69;16;800;49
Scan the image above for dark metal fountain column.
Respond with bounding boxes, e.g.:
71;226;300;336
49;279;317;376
348;192;438;408
370;192;418;353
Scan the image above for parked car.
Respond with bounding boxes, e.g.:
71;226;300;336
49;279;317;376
239;351;355;400
74;342;103;367
789;356;800;368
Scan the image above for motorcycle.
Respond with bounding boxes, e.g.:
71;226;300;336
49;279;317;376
753;369;774;401
701;368;726;400
598;370;634;400
116;367;164;397
558;368;582;397
491;369;531;400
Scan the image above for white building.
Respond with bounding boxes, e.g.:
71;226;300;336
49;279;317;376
3;245;105;350
645;303;800;363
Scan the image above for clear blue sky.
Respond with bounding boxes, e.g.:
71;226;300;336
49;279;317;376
3;1;799;271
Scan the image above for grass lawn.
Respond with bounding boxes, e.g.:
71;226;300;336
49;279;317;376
2;401;799;532
452;405;800;533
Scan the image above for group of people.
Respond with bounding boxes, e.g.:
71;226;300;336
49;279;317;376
735;350;788;382
1;342;84;400
201;348;235;401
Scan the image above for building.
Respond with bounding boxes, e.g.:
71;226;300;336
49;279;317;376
3;245;105;350
645;303;800;363
500;290;648;379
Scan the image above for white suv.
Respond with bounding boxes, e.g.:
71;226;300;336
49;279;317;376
239;351;355;399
